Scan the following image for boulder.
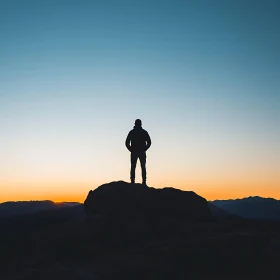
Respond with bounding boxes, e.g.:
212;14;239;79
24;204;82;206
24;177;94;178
84;181;212;224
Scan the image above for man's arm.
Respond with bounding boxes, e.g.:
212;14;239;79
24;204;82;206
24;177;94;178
125;132;132;152
145;132;151;151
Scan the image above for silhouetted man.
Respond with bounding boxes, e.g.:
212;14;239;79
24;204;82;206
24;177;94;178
125;119;151;184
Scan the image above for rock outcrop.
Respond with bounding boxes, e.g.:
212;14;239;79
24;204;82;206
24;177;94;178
84;180;212;222
83;181;213;247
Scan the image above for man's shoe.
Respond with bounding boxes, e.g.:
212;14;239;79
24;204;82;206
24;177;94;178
131;179;135;184
142;181;146;185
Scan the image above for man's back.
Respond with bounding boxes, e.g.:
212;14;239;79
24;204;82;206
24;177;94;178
126;127;151;152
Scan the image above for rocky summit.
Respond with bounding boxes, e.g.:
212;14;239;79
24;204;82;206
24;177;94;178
84;180;212;221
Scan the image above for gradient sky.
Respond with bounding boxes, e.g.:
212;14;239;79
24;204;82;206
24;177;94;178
0;0;279;202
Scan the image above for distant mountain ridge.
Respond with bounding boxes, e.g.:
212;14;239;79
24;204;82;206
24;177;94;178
0;200;81;218
211;196;280;221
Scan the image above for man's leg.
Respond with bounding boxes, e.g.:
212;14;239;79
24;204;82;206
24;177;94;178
139;152;147;184
130;152;138;183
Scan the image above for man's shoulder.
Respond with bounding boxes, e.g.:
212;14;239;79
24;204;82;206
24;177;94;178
142;129;150;139
127;129;134;137
142;129;149;134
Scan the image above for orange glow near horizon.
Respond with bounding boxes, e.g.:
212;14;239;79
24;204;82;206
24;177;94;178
1;176;279;203
1;130;278;203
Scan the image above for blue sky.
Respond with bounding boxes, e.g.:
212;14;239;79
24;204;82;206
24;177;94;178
0;0;279;201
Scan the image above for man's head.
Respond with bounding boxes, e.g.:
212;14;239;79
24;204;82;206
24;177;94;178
135;119;142;127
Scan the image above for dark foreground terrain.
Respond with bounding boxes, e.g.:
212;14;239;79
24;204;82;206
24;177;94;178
1;181;280;280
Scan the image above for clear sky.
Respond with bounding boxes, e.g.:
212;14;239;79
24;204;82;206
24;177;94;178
0;0;279;202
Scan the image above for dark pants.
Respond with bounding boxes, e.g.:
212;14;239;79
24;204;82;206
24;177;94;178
130;151;146;182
